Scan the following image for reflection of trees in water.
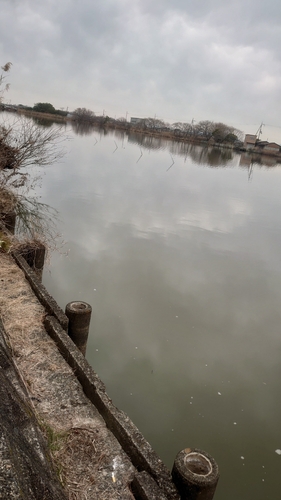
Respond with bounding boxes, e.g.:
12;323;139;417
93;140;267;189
112;128;126;141
128;131;235;167
70;120;108;137
70;120;96;136
68;120;281;170
67;122;276;169
128;132;171;151
31;116;58;128
205;147;233;166
70;121;128;148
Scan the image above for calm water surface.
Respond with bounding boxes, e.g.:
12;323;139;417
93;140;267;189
35;124;281;499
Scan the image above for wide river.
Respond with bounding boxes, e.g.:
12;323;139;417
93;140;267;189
27;119;281;499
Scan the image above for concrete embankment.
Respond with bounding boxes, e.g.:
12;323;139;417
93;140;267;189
0;250;181;499
0;240;220;499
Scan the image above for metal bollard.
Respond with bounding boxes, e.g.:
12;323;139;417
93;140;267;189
172;448;219;500
65;301;92;356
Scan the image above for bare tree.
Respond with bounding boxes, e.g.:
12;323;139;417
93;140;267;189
73;107;95;122
210;122;243;143
172;122;193;137
143;117;167;130
0;63;66;182
0;117;65;188
180;120;243;143
194;120;215;139
0;63;66;247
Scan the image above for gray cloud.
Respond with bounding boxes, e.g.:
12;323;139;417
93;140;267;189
1;0;281;139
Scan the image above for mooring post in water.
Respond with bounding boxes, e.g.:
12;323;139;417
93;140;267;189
20;242;46;281
172;448;219;500
65;301;92;356
32;244;46;281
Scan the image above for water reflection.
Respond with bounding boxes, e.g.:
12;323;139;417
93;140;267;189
31;117;56;128
70;120;97;136
68;120;281;170
127;131;236;166
37;124;281;500
240;152;281;168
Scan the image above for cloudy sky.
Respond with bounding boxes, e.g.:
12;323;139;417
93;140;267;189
1;0;281;140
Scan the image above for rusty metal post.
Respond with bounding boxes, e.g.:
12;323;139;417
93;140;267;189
172;448;219;500
65;301;92;356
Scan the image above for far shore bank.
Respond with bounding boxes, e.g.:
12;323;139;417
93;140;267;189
2;107;281;162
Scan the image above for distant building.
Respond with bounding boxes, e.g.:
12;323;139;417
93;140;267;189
262;142;280;155
256;141;269;148
130;117;144;125
3;104;18;112
243;134;257;150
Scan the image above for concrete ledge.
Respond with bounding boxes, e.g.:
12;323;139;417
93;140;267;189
132;471;170;500
8;242;180;499
12;251;68;330
44;315;180;500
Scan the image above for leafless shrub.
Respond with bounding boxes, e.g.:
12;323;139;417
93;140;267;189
0;117;66;182
73;107;95;122
0;63;67;252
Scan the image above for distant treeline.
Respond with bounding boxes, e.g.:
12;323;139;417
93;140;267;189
70;108;244;145
3;102;68;117
2;102;245;146
30;102;67;117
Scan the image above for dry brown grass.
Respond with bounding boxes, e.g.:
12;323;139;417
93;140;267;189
0;252;135;499
0;186;17;213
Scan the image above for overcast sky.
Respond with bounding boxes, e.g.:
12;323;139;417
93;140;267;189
1;0;281;140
